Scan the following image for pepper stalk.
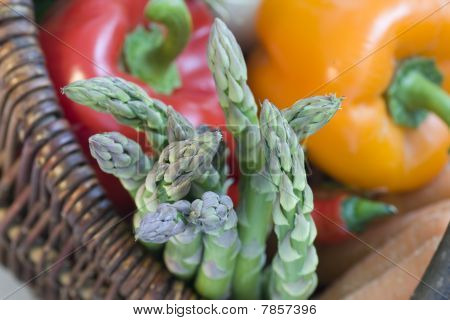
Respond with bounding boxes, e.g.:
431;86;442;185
124;0;192;94
313;193;397;245
386;57;450;128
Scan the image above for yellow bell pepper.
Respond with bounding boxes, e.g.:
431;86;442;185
248;0;450;192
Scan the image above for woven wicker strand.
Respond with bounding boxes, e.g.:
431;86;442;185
0;0;195;300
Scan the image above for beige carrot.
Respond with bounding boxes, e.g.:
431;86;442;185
319;202;449;299
317;200;450;286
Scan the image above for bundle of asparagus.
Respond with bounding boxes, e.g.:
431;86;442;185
63;18;341;300
208;19;340;299
137;191;240;299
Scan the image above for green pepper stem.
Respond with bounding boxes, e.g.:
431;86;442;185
387;57;450;128
399;71;450;126
342;197;397;233
146;0;191;66
124;0;192;94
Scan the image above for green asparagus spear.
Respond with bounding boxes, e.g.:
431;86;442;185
208;18;274;299
136;190;239;298
136;200;191;244
140;131;222;278
65;76;229;194
192;192;240;299
162;107;200;278
196;125;229;184
232;173;275;299
136;199;203;277
63;76;169;152
191;125;230;197
88;132;158;252
163;225;204;280
166;106;196;143
166;106;228;196
163;115;223;279
88;132;153;197
208;18;263;173
232;93;341;298
141;130;222;211
283;95;342;141
260;100;318;300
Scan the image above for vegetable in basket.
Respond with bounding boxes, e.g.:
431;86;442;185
249;0;450;193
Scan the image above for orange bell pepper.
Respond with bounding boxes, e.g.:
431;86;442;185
248;0;450;192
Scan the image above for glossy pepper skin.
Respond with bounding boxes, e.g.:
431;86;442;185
40;0;226;211
249;0;450;192
313;193;396;245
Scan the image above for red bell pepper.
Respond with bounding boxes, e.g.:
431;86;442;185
313;193;396;245
40;0;226;212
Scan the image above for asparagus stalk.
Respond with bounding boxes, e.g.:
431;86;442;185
140;131;222;278
162;107;200;278
197;125;229;184
65;76;230;194
191;192;240;299
88;132;153;197
78;80;228;273
141;130;222;211
283;95;342;141
137;198;204;275
191;125;231;197
166;107;228;196
165;148;229;278
232;95;341;298
135;191;240;299
232;173;275;299
164;116;231;280
63;76;169;153
87;131;161;251
136;200;191;244
208;18;273;299
163;115;224;279
166;106;196;143
232;96;341;299
163;225;204;279
208;18;264;173
260;100;318;300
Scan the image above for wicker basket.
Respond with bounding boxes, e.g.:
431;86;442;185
0;0;195;300
0;0;448;300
